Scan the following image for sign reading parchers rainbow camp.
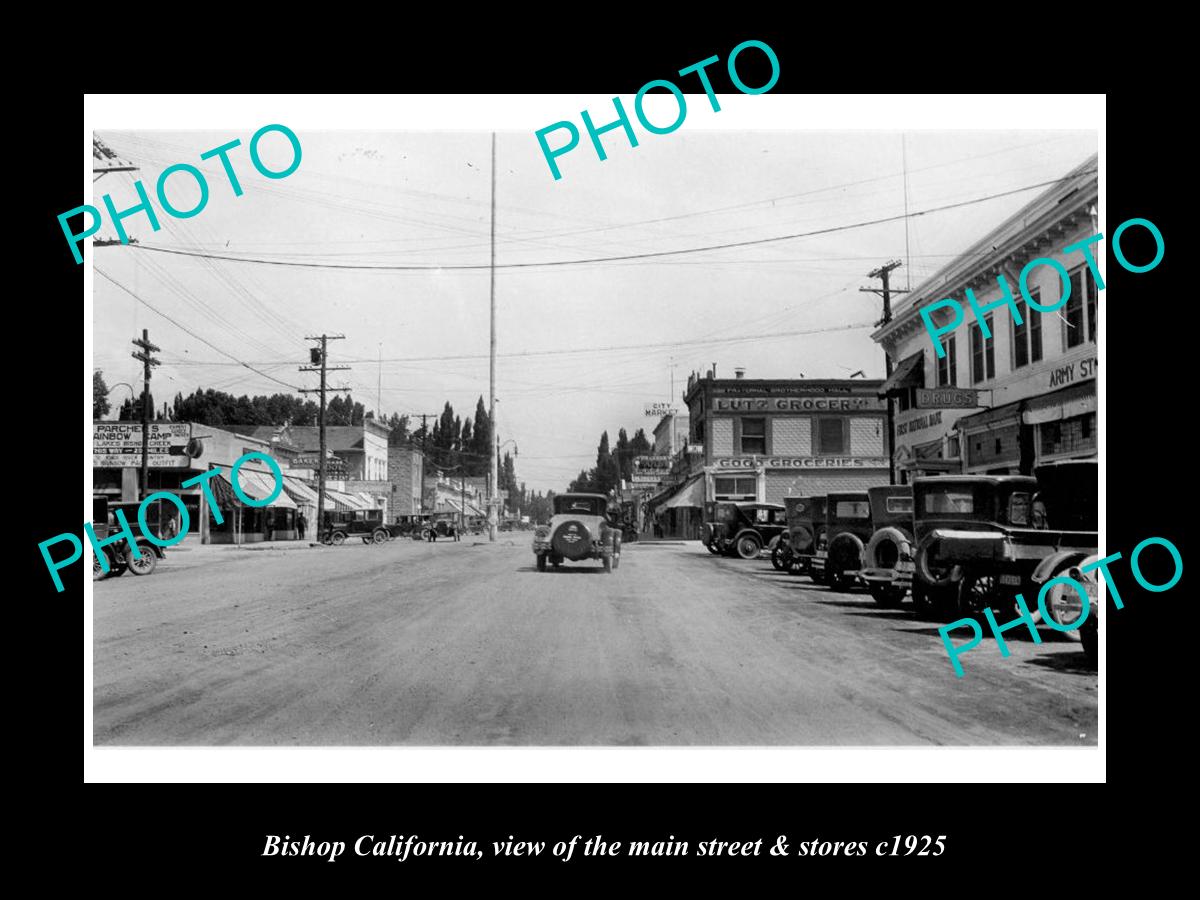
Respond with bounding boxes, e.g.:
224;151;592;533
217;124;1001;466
93;422;192;468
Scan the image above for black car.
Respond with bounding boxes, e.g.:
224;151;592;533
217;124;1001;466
709;502;787;560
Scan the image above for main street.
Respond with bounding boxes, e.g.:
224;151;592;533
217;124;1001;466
93;540;1097;746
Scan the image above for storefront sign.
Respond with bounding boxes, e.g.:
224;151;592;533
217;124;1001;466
712;396;885;413
1048;355;1098;389
93;422;192;468
896;411;943;437
914;388;978;409
644;403;680;417
633;455;672;472
713;456;888;469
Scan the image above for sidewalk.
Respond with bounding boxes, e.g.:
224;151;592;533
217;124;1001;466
167;538;323;557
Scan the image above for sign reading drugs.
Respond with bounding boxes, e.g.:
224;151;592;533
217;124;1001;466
93;422;192;468
913;388;979;409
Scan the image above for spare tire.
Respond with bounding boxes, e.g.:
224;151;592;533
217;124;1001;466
790;524;814;554
552;520;592;560
828;532;865;573
914;533;962;589
864;526;913;571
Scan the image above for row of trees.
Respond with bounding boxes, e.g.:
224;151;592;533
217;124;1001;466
567;427;653;495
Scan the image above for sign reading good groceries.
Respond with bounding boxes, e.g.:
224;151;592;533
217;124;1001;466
714;456;888;469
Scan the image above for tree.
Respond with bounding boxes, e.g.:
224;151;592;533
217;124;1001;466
630;427;652;457
118;389;155;422
615;427;632;481
93;370;112;419
470;396;491;476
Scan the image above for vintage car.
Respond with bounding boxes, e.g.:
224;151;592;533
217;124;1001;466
532;493;622;572
320;508;390;545
911;463;1097;620
785;495;826;577
859;486;915;607
773;496;816;573
700;501;721;554
810;492;873;590
91;496;167;579
708;502;787;560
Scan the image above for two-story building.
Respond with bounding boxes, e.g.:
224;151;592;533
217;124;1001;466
873;154;1098;478
683;369;891;505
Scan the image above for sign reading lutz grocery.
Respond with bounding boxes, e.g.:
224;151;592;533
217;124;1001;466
714;456;889;469
93;422;192;468
712;396;885;412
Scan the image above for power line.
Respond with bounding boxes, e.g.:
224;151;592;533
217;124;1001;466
95;268;304;391
124;171;1094;273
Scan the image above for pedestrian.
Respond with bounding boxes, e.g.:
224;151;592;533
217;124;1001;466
297;512;307;540
427;523;437;542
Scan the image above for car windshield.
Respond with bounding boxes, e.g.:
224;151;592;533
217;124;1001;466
885;496;913;514
553;496;607;516
834;500;870;519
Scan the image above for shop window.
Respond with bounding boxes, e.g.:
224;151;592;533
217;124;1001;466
815;417;848;455
739;417;767;455
971;314;995;384
713;476;757;501
1013;294;1043;369
937;333;957;386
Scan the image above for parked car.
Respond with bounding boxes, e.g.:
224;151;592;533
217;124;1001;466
784;495;826;577
1056;554;1099;665
91;496;166;579
532;493;622;572
700;501;721;554
810;492;872;590
911;466;1097;620
321;508;389;545
708;502;787;560
859;486;915;607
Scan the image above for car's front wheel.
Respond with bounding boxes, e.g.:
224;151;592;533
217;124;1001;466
372;529;388;544
127;549;157;576
771;543;791;571
735;535;761;560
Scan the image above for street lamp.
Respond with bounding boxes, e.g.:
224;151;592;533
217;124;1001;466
105;381;136;418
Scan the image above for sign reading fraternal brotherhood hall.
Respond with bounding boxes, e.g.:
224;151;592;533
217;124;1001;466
713;456;889;470
93;422;192;468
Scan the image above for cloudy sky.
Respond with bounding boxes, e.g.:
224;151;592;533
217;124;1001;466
91;124;1096;491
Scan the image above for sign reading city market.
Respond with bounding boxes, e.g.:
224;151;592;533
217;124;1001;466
93;422;193;468
644;402;680;417
713;456;890;469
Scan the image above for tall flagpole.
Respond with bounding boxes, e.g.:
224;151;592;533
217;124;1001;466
488;132;498;543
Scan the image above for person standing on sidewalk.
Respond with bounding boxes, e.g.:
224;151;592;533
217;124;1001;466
297;512;307;540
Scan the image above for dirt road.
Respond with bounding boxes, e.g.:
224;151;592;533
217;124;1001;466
92;539;1097;745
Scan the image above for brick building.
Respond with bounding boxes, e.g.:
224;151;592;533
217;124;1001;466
682;369;891;505
387;444;425;516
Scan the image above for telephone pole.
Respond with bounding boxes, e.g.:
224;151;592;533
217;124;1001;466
131;329;160;499
861;261;909;485
300;334;349;541
488;131;498;543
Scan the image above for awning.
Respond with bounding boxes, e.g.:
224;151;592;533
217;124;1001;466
1022;381;1097;426
645;478;683;508
879;350;925;396
324;488;369;512
955;396;1023;433
234;468;297;509
662;475;705;510
281;476;319;507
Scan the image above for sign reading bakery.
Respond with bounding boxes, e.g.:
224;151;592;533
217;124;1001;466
712;395;886;413
714;456;889;469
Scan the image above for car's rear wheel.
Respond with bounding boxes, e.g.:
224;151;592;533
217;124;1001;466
331;531;347;546
372;529;388;544
735;535;761;560
127;549;157;576
771;543;791;571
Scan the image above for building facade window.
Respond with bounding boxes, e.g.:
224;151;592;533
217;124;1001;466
937;333;957;387
713;476;757;501
739;417;767;455
1065;267;1097;349
814;417;848;455
1013;294;1044;369
971;314;995;384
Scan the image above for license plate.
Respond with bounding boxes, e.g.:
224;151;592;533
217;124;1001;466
999;574;1021;586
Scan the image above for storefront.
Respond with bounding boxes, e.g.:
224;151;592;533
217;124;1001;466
684;372;892;505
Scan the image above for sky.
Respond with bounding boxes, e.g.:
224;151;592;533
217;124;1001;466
91;125;1097;492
